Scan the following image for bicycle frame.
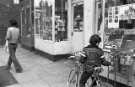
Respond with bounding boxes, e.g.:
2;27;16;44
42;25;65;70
68;50;113;87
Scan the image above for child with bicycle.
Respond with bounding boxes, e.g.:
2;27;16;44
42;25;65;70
79;34;111;87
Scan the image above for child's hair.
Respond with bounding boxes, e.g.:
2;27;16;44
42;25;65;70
9;19;18;27
89;34;101;45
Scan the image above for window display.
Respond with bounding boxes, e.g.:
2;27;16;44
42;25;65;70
34;0;53;40
55;0;68;42
34;0;68;41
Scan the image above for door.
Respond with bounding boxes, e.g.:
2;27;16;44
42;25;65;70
72;4;84;52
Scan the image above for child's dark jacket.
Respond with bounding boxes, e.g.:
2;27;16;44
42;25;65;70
81;45;111;72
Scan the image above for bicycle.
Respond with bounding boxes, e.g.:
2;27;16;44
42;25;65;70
85;66;114;87
67;53;82;87
67;51;114;87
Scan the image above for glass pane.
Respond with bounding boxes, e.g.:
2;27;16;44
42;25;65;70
34;0;53;40
55;0;68;42
73;4;83;32
22;7;31;36
35;10;40;35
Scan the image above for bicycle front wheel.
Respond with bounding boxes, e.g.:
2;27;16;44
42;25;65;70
98;80;114;87
67;69;78;87
85;78;114;87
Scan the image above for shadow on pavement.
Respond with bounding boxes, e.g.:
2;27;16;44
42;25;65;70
0;66;18;87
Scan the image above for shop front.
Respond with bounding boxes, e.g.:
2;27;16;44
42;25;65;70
34;0;71;56
33;0;97;59
101;0;135;86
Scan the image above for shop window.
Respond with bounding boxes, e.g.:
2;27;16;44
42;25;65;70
40;0;52;40
73;4;83;32
21;7;31;37
21;0;34;38
35;0;53;40
35;10;40;35
104;0;135;50
55;0;68;42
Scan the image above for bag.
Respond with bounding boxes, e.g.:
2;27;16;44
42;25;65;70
4;40;9;53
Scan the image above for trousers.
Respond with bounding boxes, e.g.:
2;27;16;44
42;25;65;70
79;70;96;87
7;44;22;71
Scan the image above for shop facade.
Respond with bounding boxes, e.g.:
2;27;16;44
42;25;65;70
33;0;97;55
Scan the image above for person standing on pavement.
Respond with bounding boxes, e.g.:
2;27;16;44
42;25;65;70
5;19;23;73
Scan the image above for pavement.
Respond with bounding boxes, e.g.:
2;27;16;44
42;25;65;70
0;45;134;87
0;45;74;87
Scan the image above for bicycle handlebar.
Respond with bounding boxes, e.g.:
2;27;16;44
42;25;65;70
68;55;75;59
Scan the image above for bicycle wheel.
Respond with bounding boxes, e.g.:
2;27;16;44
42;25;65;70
85;78;114;87
98;80;114;87
67;69;78;87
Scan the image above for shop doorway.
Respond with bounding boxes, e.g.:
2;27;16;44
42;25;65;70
72;4;84;52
